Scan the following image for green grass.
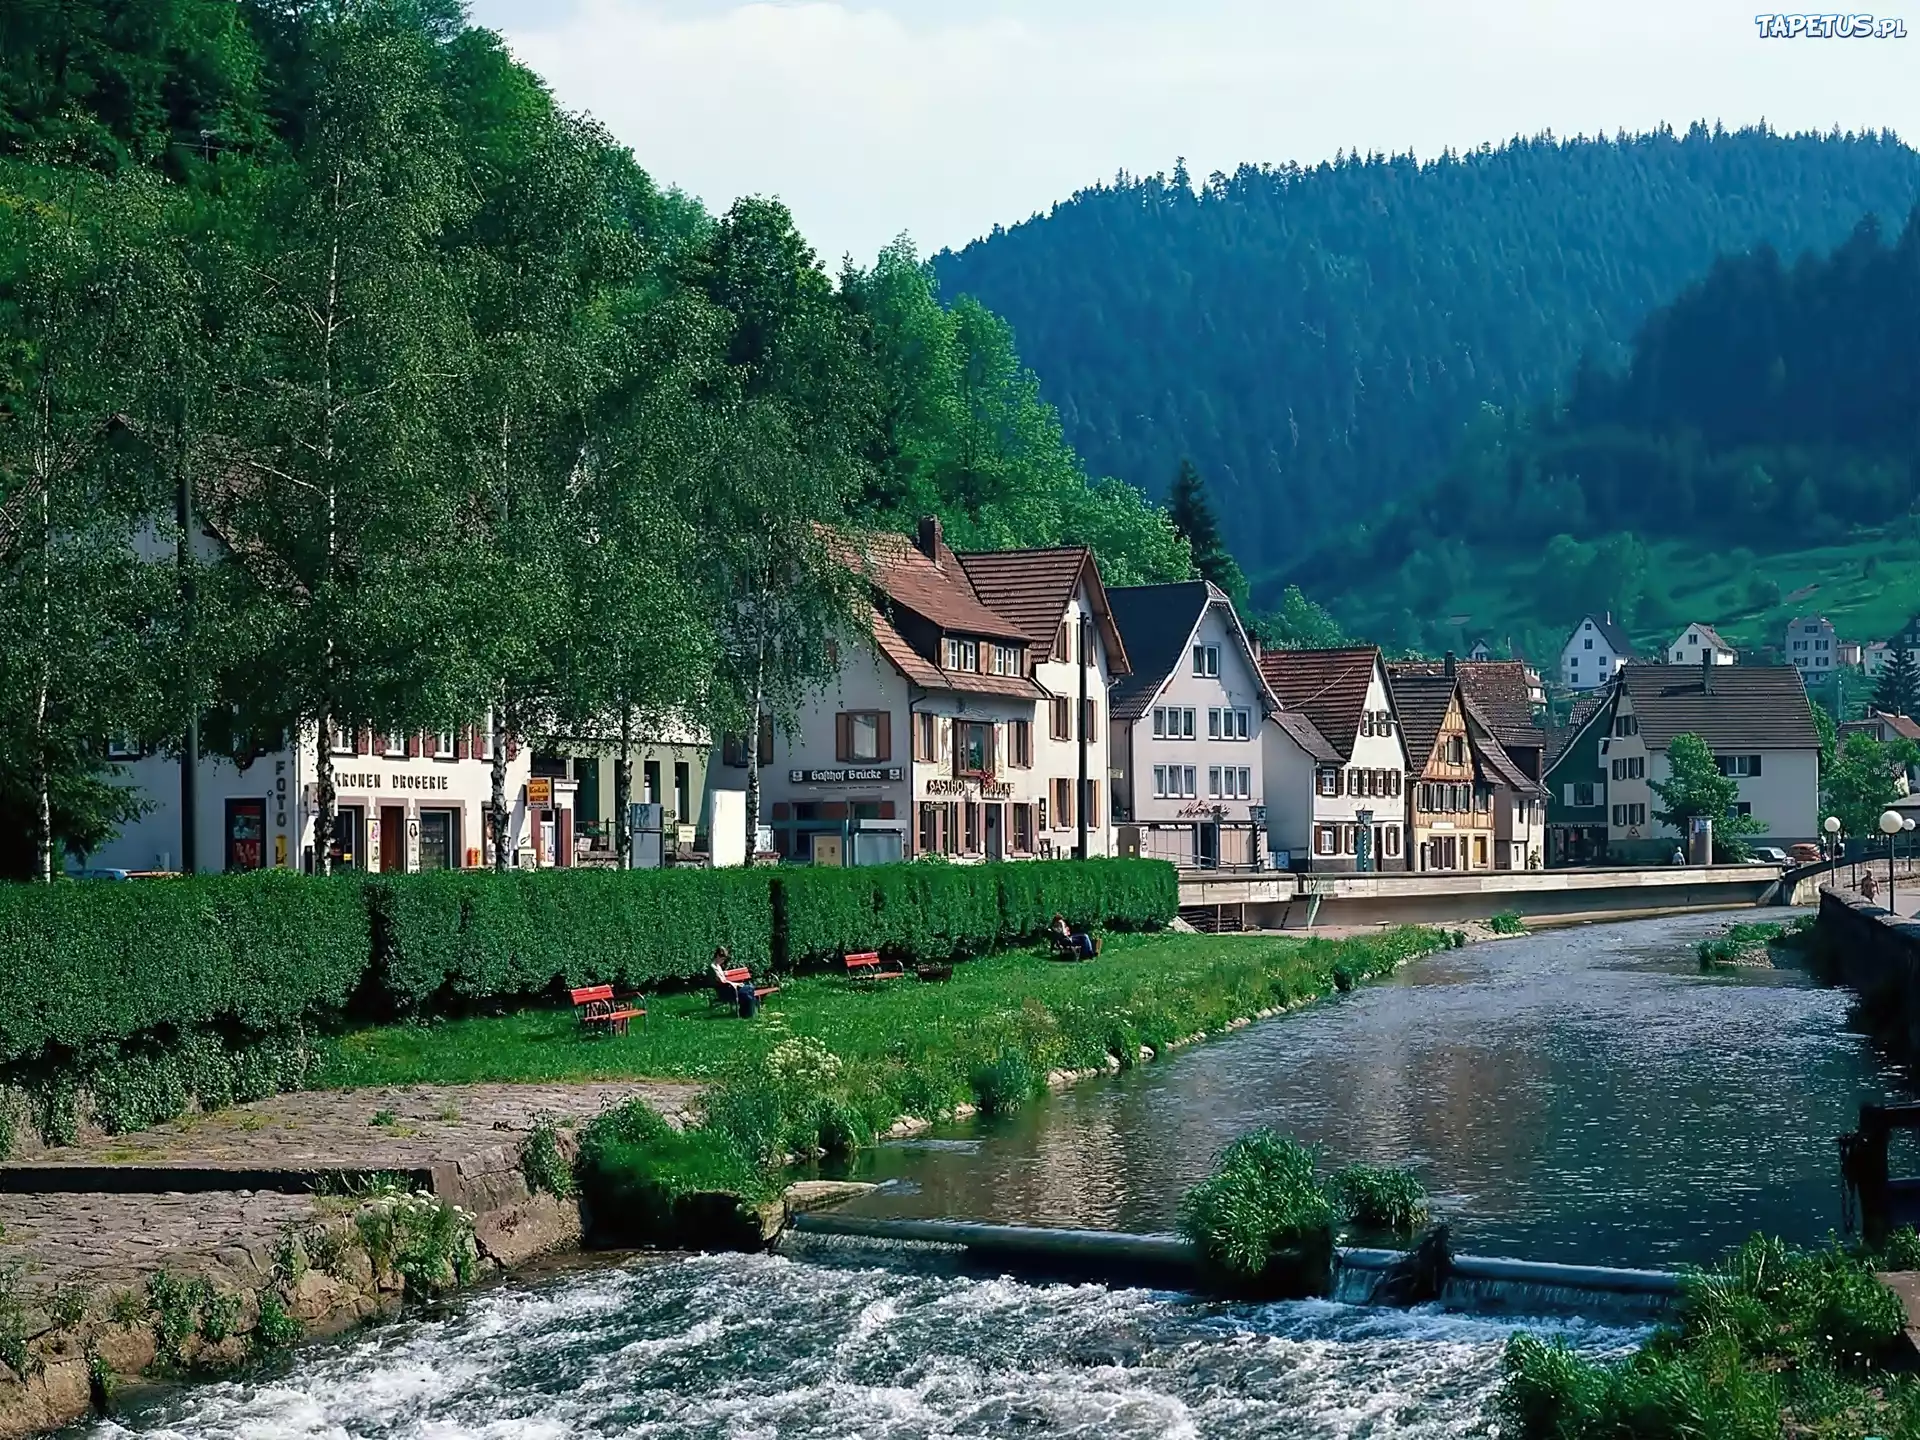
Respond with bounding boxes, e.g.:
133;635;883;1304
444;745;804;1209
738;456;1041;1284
1329;1163;1430;1234
316;929;1448;1106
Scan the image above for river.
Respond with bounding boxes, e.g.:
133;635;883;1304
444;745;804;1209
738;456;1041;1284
79;911;1900;1438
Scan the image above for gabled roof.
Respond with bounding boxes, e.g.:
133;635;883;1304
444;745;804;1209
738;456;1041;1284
1391;660;1541;752
1107;580;1269;723
1617;664;1820;752
1674;622;1736;654
1545;696;1608;769
857;531;1029;644
1389;672;1462;774
1574;614;1636;657
956;546;1131;679
1271;709;1341;763
1463;697;1542;796
1841;710;1920;743
1257;646;1384;763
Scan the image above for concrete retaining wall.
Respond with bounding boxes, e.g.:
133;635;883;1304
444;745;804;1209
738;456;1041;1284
1817;888;1920;1060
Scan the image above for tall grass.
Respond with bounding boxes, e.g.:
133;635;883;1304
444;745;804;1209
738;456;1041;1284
1329;1163;1429;1233
1179;1130;1337;1285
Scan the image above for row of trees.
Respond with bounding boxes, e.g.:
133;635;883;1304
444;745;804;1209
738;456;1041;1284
0;1;1193;879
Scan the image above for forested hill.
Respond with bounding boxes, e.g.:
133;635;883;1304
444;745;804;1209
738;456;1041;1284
931;126;1920;575
1288;206;1920;661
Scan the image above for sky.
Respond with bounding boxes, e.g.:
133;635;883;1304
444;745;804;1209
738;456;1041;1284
467;0;1919;267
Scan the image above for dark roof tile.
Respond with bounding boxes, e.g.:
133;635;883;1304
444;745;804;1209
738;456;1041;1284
1257;646;1382;762
1618;664;1819;751
1390;672;1461;774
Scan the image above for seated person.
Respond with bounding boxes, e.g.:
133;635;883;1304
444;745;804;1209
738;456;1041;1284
1050;913;1096;960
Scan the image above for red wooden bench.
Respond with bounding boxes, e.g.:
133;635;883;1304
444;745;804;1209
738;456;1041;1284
844;950;904;981
710;963;781;1006
570;984;645;1035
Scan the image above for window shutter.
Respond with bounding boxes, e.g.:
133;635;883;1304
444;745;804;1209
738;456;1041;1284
1083;699;1097;742
1749;754;1762;776
876;712;892;762
835;713;851;763
356;726;370;757
758;715;774;764
456;729;470;760
408;733;421;759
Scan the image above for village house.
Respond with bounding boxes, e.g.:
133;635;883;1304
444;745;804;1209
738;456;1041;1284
1668;623;1737;668
1395;657;1547;869
1543;697;1610;866
1109;581;1270;868
1560;614;1635;692
759;519;1124;864
1865;641;1892;676
1390;670;1497;871
542;716;715;864
1785;615;1838;678
1578;659;1821;861
1258;646;1410;872
86;719;545;876
1839;711;1920;794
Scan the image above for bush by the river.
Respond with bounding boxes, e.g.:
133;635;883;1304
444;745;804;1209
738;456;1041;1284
1329;1163;1430;1234
1498;1233;1918;1439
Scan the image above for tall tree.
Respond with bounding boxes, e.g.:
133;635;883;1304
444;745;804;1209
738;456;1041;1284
1650;732;1764;860
212;1;473;875
1875;644;1919;718
1823;732;1920;844
1168;458;1247;603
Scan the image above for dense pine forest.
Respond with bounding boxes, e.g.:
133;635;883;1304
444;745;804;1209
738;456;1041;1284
1290;208;1920;657
932;128;1920;576
0;0;1209;876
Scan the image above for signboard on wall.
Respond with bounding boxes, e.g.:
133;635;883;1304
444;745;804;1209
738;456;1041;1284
528;777;553;806
790;767;903;784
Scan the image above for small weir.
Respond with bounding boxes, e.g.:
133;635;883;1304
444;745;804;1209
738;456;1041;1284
785;1211;1681;1323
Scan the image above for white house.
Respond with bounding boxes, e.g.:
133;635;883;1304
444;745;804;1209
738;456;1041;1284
1260;646;1411;871
760;519;1126;864
1593;660;1821;859
1561;615;1636;692
1785;615;1838;677
84;719;545;875
1109;581;1272;868
1668;623;1737;668
1865;641;1892;676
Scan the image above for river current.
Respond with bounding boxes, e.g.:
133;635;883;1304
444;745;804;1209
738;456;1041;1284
82;911;1898;1438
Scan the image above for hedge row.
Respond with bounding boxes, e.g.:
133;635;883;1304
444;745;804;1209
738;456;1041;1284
778;858;1179;964
0;858;1177;1063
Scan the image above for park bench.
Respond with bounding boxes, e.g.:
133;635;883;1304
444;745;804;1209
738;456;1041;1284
710;962;781;1006
844;950;904;982
570;984;646;1035
1049;929;1101;961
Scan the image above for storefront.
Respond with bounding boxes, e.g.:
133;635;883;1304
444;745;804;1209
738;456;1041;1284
771;766;906;864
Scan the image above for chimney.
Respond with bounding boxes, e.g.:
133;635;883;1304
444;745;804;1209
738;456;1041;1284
1701;651;1713;694
915;515;943;562
1444;650;1456;677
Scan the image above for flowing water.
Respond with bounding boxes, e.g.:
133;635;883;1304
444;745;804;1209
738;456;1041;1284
81;911;1901;1438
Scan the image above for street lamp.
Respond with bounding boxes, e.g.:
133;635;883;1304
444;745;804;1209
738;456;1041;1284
1880;809;1905;911
1825;815;1842;873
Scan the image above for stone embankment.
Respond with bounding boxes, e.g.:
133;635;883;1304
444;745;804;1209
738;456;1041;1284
0;1080;695;1438
1815;887;1920;1059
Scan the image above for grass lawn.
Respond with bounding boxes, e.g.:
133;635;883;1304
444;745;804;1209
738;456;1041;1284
316;928;1447;1104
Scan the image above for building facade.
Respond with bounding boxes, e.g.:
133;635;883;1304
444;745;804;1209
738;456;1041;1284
543;716;714;863
1109;581;1272;868
1668;624;1737;667
1560;614;1635;692
84;721;546;875
1392;673;1496;871
1544;699;1611;866
1259;646;1410;872
1786;615;1838;678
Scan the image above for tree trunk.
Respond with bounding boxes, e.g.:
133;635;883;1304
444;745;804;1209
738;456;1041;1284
314;716;336;877
490;699;510;872
33;403;52;881
614;704;633;870
744;649;766;863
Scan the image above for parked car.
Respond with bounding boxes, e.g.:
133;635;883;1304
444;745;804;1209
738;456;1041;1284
1789;843;1824;864
1747;846;1790;865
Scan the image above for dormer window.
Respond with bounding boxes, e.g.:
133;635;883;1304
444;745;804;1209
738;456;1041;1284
944;638;979;672
1192;644;1220;678
990;644;1021;676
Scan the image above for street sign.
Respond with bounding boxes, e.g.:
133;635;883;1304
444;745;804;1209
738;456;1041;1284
527;777;553;806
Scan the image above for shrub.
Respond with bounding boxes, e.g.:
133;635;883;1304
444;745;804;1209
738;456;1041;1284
252;1292;301;1353
1488;911;1527;935
575;1100;773;1248
520;1114;576;1199
1879;1225;1920;1272
1330;1163;1429;1234
970;1048;1038;1115
1178;1129;1337;1284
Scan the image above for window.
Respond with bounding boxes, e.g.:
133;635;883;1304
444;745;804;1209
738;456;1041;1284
1235;709;1251;739
1157;706;1195;739
914;712;937;763
1152;707;1165;739
1209;708;1222;740
1013;803;1034;853
1611;756;1644;780
1315;824;1338;855
1613;804;1626;827
1384;825;1401;857
1181;765;1197;798
1716;754;1764;777
1208;707;1252;740
837;710;890;762
919;803;941;855
944;638;979;672
480;715;495;761
955;721;993;776
1584;637;1594;650
1193;644;1220;677
1153;764;1169;799
1233;767;1252;799
1178;707;1195;739
106;734;140;760
1613;715;1638;737
1474;836;1488;868
1567;782;1596;807
1052;778;1074;829
1209;766;1222;799
993;645;1023;676
1082;699;1099;742
434;731;455;759
1317;768;1338;797
1445;735;1466;765
384;730;407;757
1008;719;1032;768
1729;802;1753;818
962;803;981;854
1673;650;1684;662
420;810;457;871
331;724;358;757
1053;697;1073;740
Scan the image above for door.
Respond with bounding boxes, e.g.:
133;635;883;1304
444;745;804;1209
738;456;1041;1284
331;806;363;871
419;809;455;871
225;799;266;872
1197;823;1220;868
380;806;407;873
984;804;1004;861
811;833;844;867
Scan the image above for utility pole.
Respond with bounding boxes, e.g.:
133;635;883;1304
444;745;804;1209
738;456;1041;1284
1075;612;1090;861
176;454;199;874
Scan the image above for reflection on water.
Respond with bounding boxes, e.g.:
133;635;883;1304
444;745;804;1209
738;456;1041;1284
845;912;1897;1268
83;1253;1645;1440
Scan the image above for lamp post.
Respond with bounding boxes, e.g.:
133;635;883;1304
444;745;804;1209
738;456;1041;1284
1907;818;1916;887
1824;815;1842;876
1880;809;1905;912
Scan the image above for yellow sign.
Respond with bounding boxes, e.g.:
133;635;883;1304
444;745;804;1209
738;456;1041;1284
528;777;553;807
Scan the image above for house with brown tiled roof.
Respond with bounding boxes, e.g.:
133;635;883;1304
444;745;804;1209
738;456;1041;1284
1107;580;1275;868
1257;645;1411;871
1389;670;1498;872
1392;655;1547;868
760;518;1125;864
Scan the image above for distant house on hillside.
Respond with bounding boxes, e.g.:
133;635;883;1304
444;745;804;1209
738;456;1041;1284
1865;641;1892;676
1560;615;1634;692
1785;615;1838;678
1839;711;1920;793
1668;624;1736;668
1468;638;1492;662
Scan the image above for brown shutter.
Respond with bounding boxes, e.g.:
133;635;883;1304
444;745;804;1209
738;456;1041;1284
407;733;421;758
456;729;469;760
835;713;851;763
876;711;892;762
356;726;370;756
758;715;774;764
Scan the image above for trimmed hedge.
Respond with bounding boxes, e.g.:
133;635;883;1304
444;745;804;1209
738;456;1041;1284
780;858;1178;965
0;871;368;1065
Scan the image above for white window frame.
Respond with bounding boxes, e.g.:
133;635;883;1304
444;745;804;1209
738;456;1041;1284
1153;764;1168;799
332;724;359;757
434;730;455;760
1208;766;1222;799
1193;644;1220;677
106;733;141;760
849;712;882;762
